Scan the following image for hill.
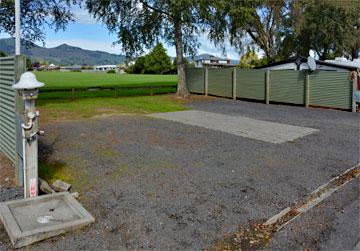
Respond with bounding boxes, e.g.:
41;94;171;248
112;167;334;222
0;38;126;65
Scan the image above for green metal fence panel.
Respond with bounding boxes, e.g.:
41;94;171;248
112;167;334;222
0;56;17;163
236;69;266;101
309;71;352;110
0;55;25;186
208;68;233;97
270;70;305;105
186;68;204;94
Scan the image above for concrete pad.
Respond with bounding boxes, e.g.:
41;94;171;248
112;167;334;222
149;110;318;144
0;192;94;248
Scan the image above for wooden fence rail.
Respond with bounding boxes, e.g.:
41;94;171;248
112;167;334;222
39;84;177;100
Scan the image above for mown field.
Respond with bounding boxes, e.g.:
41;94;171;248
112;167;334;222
34;72;185;122
34;71;177;99
35;71;177;89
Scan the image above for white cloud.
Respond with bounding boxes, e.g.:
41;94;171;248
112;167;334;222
73;8;98;24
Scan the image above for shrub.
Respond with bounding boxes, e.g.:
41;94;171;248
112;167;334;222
107;69;116;74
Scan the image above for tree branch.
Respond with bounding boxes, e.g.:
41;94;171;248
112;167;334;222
139;0;170;17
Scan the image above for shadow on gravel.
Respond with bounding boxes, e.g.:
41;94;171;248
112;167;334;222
38;136;69;183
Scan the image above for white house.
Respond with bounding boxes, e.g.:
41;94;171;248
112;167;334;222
95;65;117;71
195;55;233;68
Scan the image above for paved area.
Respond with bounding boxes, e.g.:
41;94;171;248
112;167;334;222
0;97;359;250
150;110;318;144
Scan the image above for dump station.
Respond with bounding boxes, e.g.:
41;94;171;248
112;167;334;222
0;192;95;248
0;72;94;248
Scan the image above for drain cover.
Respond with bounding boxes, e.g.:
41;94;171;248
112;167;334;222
0;192;94;248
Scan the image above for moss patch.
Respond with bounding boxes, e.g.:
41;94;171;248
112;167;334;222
97;148;119;158
39;162;74;184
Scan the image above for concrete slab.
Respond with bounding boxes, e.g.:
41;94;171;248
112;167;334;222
0;192;94;248
149;110;319;144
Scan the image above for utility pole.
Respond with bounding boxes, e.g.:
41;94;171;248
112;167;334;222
15;0;21;55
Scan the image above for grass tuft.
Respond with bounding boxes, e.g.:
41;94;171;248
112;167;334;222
38;95;189;122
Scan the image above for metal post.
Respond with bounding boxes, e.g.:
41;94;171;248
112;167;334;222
14;56;26;186
204;66;208;96
23;96;39;198
265;70;270;104
15;0;21;55
352;71;358;112
305;72;310;108
12;72;44;198
232;68;237;100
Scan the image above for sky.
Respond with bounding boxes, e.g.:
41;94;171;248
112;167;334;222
0;8;241;59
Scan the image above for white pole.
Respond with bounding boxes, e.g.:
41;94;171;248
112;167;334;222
15;0;21;55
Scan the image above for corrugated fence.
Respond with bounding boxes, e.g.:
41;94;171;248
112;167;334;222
186;67;356;111
0;55;25;184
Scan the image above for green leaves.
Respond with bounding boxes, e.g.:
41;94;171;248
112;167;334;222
127;43;172;74
144;43;172;74
0;0;77;42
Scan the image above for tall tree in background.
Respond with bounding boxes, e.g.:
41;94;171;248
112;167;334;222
218;0;288;63
0;0;76;42
238;50;267;69
85;0;221;97
144;43;172;74
289;0;360;60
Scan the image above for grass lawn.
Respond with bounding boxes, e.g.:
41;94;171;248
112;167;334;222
35;71;177;89
38;95;188;123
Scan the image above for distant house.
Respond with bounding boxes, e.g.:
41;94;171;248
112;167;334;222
255;56;359;72
48;63;56;69
195;55;234;68
60;65;82;71
95;65;117;71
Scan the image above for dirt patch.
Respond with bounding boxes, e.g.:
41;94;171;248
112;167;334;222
0;154;16;187
209;220;276;251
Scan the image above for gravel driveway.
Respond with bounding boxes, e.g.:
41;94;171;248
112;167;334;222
0;97;359;250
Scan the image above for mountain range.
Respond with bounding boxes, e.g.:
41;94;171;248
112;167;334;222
0;38;238;66
0;38;126;65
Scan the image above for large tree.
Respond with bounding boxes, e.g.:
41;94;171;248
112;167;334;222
144;43;172;74
0;0;76;42
288;0;360;60
85;0;222;97
215;0;288;63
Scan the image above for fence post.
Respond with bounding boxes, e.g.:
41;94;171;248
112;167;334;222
14;55;26;186
265;70;270;104
71;88;75;100
232;68;237;100
352;72;358;112
305;72;310;108
204;66;208;96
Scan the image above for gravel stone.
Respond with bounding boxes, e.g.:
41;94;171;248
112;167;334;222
1;97;358;250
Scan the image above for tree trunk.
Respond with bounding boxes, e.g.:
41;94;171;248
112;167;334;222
174;23;189;97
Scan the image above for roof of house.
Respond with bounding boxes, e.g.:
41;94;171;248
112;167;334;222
202;63;237;67
195;55;229;62
95;65;117;68
255;56;359;71
60;65;82;69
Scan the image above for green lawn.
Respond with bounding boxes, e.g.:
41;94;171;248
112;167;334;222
38;95;188;122
35;71;177;89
